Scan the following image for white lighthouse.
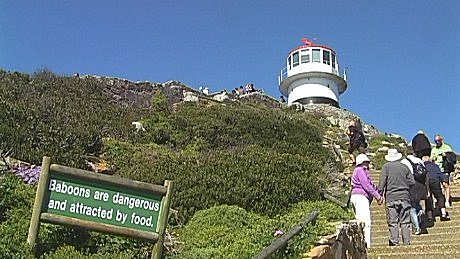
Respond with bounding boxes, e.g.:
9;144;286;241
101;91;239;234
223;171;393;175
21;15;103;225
278;38;347;107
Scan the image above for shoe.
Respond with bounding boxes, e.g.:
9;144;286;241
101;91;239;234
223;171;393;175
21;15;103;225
441;213;451;221
425;219;435;228
389;241;399;246
421;228;428;234
414;230;421;235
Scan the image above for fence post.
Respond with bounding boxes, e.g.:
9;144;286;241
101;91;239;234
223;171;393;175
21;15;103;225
27;156;51;254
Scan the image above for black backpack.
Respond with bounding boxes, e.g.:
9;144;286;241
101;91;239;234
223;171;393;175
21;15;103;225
350;126;366;144
407;157;428;183
443;151;457;172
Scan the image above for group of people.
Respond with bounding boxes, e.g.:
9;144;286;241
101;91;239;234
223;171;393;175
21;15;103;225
232;83;257;96
349;128;456;248
198;83;261;97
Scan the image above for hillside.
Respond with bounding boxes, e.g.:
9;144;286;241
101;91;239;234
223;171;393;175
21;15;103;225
0;69;403;258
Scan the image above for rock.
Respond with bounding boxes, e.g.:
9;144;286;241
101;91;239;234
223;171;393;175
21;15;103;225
377;147;389;152
381;141;393;146
131;121;146;132
85;158;114;174
305;245;331;258
317;234;337;245
183;91;198;102
212;91;229;102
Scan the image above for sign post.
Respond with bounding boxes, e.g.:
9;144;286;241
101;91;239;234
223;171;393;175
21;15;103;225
28;156;173;258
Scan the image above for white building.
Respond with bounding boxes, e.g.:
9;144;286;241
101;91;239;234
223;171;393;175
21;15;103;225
278;38;348;107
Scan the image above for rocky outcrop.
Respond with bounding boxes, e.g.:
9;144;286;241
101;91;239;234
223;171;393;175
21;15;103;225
304;220;367;259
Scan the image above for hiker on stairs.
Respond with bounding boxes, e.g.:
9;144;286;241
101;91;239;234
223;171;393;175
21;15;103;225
350;154;384;248
401;153;429;235
378;149;415;246
346;119;367;165
411;130;431;159
423;155;451;223
431;134;455;208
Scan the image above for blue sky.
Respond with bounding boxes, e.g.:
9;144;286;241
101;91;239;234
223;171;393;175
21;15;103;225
1;1;459;151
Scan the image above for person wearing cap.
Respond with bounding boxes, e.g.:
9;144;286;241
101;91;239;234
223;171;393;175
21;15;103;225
350;154;384;248
411;130;431;158
430;134;454;208
378;149;415;246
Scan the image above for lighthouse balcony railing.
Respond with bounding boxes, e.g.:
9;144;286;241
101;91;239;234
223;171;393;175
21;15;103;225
278;66;345;85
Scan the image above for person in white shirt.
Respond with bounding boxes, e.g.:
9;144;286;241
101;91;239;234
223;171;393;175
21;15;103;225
401;154;428;235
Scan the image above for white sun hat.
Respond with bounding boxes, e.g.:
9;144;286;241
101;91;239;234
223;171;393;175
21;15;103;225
385;149;403;162
356;154;370;165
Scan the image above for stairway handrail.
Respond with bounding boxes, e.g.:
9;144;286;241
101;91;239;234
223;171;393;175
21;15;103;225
253;211;320;259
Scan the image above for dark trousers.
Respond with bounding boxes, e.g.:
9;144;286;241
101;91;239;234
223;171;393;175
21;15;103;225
425;178;445;219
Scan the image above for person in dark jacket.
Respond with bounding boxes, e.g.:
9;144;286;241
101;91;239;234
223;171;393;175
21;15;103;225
411;130;431;158
423;156;451;223
346;119;367;165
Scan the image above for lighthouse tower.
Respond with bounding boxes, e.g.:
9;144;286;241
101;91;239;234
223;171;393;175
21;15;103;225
278;38;347;107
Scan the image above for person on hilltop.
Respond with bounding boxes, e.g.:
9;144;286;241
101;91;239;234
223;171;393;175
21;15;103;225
430;134;454;208
411;130;431;158
350;154;384;248
378;149;415;246
401;151;429;235
279;95;286;105
346;119;367;165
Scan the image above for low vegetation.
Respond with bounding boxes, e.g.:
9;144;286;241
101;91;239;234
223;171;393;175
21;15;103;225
0;69;352;258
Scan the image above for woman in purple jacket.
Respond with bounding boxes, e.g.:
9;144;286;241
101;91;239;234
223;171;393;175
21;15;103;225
350;154;384;248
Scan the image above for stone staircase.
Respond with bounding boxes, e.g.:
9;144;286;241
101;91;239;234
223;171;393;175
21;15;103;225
367;169;460;258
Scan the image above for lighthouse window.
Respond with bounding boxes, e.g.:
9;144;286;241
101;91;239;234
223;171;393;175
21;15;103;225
312;49;321;62
331;53;336;69
292;52;299;67
323;50;331;65
301;50;310;63
288;56;292;69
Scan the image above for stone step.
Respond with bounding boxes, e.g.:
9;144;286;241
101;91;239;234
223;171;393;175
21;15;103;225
370;208;460;219
370;217;460;226
368;250;460;259
370;203;460;210
368;243;460;255
371;224;460;236
362;169;460;258
370;210;459;220
370;222;456;231
371;235;460;246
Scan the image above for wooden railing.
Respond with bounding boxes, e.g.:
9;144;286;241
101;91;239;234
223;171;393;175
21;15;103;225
253;211;320;259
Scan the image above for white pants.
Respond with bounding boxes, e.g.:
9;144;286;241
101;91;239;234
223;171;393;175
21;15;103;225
350;194;372;248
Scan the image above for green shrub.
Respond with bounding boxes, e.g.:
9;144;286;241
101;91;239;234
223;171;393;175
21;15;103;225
173;202;353;258
0;70;346;257
103;102;332;223
42;245;137;258
368;134;407;169
172;205;267;258
106;144;328;223
0;174;35;222
0;71;153;167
